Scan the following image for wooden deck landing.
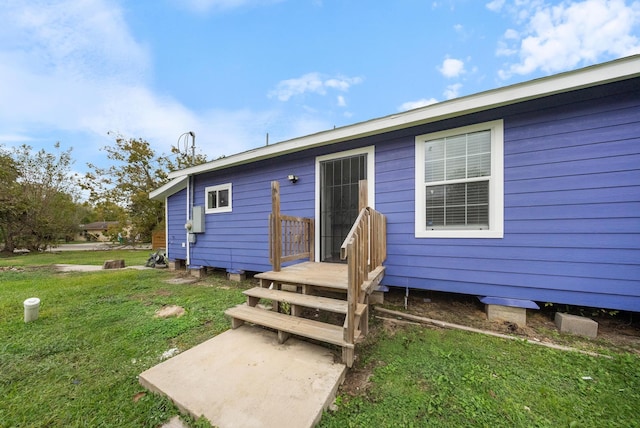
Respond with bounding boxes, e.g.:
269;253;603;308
255;261;349;290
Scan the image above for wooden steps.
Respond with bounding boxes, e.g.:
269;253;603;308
233;181;387;368
243;287;366;316
226;261;385;368
255;262;349;291
225;304;355;348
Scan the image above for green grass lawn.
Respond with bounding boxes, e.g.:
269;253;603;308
2;251;639;427
1;248;151;266
320;324;640;427
1;251;247;427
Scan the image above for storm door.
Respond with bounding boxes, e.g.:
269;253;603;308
319;153;367;262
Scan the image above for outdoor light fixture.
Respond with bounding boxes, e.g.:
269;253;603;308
288;174;299;183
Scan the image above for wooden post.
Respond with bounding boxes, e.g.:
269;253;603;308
344;240;356;344
309;218;315;262
271;181;282;272
358;179;368;211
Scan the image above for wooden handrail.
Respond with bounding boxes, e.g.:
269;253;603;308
269;181;314;271
340;180;387;347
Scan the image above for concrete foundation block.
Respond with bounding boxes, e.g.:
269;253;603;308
555;312;598;338
168;259;186;271
369;291;384;305
227;272;246;282
486;304;527;326
189;266;206;279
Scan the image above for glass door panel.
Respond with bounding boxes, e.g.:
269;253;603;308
319;154;367;262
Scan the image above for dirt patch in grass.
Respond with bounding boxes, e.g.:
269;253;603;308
155;305;185;318
340;288;640;396
339;360;377;396
164;277;199;285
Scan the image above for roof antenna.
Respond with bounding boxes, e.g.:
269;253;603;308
266;132;269;146
188;131;196;165
178;131;196;166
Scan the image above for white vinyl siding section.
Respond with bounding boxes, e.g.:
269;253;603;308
415;120;504;238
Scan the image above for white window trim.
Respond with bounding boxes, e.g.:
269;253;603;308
205;183;232;214
415;120;504;238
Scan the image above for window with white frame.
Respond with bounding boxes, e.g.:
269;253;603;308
205;183;232;214
415;120;503;238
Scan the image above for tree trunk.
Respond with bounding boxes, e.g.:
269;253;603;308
1;229;16;254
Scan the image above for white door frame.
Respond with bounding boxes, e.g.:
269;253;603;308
314;146;375;262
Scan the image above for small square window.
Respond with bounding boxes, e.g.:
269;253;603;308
205;183;232;214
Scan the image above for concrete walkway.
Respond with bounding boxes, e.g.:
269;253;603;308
139;325;346;428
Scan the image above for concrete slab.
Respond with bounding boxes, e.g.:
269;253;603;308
139;325;346;428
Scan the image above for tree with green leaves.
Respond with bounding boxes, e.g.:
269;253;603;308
0;143;81;253
0;152;21;252
81;134;207;243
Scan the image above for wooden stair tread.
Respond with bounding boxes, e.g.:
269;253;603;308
244;287;366;316
255;262;348;290
225;305;355;348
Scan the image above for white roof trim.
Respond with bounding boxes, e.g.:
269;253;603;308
149;176;187;201
168;55;640;180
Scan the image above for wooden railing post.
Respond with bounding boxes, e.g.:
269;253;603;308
271;181;282;272
340;179;387;358
358;179;368;211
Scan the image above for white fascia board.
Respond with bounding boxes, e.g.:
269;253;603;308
168;55;640;180
149;176;188;200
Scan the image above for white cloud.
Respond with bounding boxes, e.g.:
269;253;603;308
0;134;34;143
443;83;463;100
337;95;347;107
398;98;439;111
0;1;149;83
485;0;506;12
268;73;363;102
495;0;640;79
176;0;283;13
438;58;466;78
0;0;281;166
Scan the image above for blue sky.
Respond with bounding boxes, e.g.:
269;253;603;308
1;0;639;173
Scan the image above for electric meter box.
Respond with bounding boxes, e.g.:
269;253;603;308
191;206;205;233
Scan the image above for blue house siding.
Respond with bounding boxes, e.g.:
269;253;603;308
166;188;187;261
161;69;640;312
378;79;640;311
188;152;317;272
184;137;379;272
